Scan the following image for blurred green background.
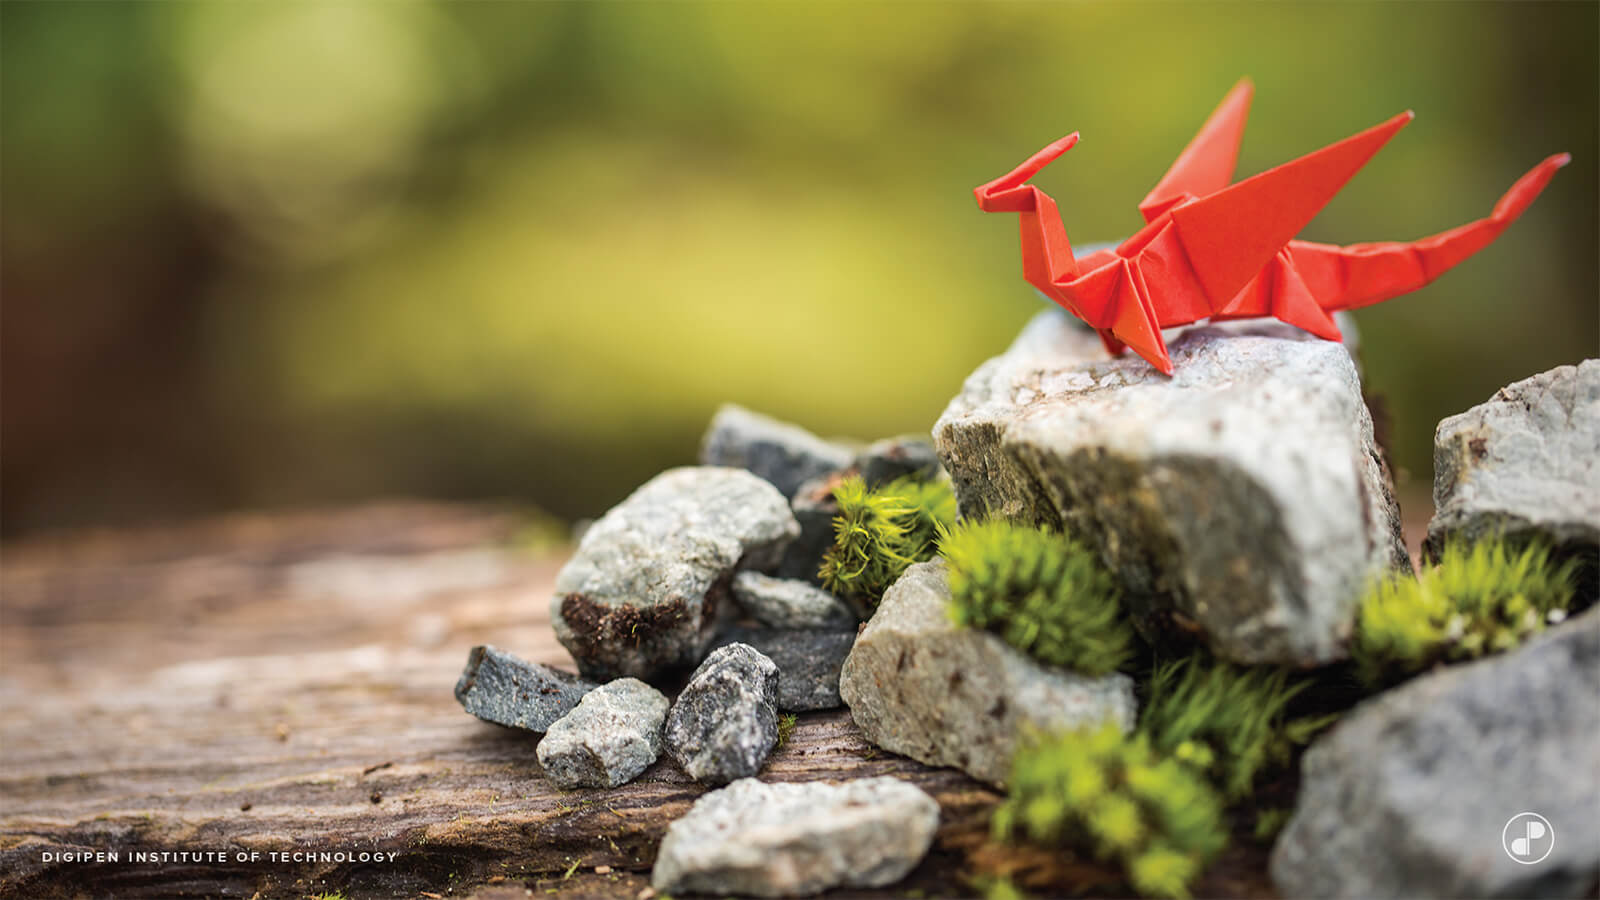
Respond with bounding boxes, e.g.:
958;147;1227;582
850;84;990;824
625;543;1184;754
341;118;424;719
3;1;1596;537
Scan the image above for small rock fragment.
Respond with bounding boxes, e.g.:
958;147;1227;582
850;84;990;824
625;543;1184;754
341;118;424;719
856;436;943;487
934;310;1409;666
536;678;669;788
715;625;855;711
731;571;856;630
839;561;1137;786
699;404;855;498
1427;360;1599;595
664;643;781;784
651;776;940;897
454;645;597;733
1271;608;1600;899
551;467;800;682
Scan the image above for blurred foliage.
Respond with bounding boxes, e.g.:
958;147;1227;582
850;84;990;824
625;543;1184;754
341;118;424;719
3;1;1596;534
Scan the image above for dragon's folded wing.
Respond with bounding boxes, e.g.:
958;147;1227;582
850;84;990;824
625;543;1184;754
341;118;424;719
1139;79;1255;222
1167;110;1413;309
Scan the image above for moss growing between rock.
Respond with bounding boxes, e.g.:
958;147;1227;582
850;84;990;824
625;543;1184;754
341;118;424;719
992;723;1226;900
942;519;1134;677
1352;539;1577;688
818;475;955;606
1139;656;1330;801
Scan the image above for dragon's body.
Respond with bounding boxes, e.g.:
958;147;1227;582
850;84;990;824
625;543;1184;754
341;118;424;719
976;80;1568;374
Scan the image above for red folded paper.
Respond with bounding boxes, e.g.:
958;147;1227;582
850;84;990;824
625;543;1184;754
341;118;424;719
975;79;1569;375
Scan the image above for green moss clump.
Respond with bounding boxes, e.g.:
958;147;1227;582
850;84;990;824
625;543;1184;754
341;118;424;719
992;723;1226;900
942;519;1133;677
1138;656;1329;801
818;475;955;606
1352;539;1577;687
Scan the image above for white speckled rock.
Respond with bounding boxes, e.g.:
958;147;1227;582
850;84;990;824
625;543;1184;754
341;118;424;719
934;310;1407;666
536;678;668;788
839;561;1136;786
550;467;800;682
1271;608;1600;899
731;572;856;630
1427;360;1599;593
652;777;940;897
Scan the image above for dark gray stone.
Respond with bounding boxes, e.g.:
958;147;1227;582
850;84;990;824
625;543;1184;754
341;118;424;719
453;645;596;733
933;309;1408;666
715;625;855;712
775;473;844;584
536;678;669;788
652;776;940;897
731;571;856;631
664;643;781;784
839;561;1137;786
856;436;942;487
550;467;799;682
1427;361;1599;595
699;404;855;498
1271;608;1600;899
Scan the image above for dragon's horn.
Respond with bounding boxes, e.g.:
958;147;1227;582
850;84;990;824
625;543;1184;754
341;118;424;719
1140;78;1255;222
974;132;1080;211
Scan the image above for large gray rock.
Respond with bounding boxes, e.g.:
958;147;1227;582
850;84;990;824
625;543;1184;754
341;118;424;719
715;625;856;712
453;645;597;733
1271;608;1600;899
839;561;1136;786
934;310;1408;666
664;643;781;784
732;572;856;630
536;678;669;788
1427;361;1599;594
700;404;855;498
551;467;800;682
651;776;940;897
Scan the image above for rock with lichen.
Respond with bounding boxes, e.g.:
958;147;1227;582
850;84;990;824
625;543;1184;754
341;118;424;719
934;310;1407;666
1427;360;1599;596
550;467;799;682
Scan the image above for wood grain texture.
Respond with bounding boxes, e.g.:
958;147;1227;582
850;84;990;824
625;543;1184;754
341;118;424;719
0;504;1003;899
0;503;1273;900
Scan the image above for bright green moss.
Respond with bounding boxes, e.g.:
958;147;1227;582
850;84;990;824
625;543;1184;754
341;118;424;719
942;519;1134;677
818;474;955;606
1138;656;1329;801
993;722;1226;900
1352;539;1577;687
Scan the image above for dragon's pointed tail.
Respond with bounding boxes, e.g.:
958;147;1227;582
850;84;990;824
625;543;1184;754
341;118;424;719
1293;153;1569;313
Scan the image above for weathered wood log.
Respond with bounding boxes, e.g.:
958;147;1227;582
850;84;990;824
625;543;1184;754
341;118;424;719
0;503;1271;899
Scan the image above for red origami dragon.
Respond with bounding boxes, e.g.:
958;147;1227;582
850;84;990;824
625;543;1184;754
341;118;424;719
974;79;1569;374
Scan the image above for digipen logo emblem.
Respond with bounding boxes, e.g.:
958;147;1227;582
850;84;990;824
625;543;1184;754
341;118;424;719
1502;812;1555;864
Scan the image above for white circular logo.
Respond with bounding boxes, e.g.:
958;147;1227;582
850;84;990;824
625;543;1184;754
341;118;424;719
1502;812;1555;864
